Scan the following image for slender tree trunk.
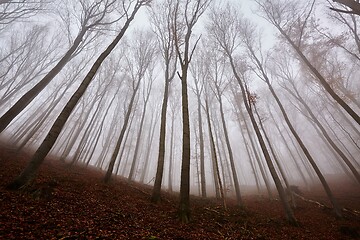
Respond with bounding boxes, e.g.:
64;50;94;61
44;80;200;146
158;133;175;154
203;102;220;199
244;135;262;195
276;117;315;184
70;97;104;165
205;98;226;209
85;85;121;166
121;133;137;177
58;103;90;162
328;98;360;138
196;94;206;197
246;38;343;217
168;114;175;192
152;75;170;202
12;78;72;147
238;106;273;199
214;122;232;198
254;105;296;207
218;95;243;206
324;105;360;152
179;62;191;223
104;79;142;183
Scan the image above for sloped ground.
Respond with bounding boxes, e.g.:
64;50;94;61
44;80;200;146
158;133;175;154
0;144;359;239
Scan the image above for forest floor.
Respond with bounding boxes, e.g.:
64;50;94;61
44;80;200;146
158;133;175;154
0;143;359;240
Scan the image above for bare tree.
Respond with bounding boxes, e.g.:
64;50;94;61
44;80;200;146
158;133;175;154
0;0;126;133
207;49;243;206
6;0;151;190
255;0;360;125
173;0;212;223
189;46;208;198
128;61;156;181
230;88;274;199
203;83;227;209
104;28;156;183
240;18;343;217
252;101;296;207
208;4;298;225
149;0;177;203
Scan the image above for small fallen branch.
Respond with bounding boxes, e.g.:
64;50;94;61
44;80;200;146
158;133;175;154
204;207;221;214
343;207;360;217
293;192;360;216
293;192;329;208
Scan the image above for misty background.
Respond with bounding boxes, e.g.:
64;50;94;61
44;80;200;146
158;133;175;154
0;0;359;199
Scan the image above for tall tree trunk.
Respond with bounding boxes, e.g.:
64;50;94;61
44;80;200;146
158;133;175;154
204;106;220;199
254;105;296;207
85;85;121;166
196;94;206;197
277;116;316;184
168;114;175;192
179;62;191;223
205;97;226;209
238;106;273;199
245;37;343;217
218;94;243;206
70;96;104;165
151;74;170;202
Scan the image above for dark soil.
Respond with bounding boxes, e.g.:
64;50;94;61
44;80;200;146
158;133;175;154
0;144;359;239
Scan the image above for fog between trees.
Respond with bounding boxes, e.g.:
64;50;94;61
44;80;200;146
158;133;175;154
0;0;359;223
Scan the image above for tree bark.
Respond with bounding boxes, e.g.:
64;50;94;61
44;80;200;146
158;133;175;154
151;75;170;202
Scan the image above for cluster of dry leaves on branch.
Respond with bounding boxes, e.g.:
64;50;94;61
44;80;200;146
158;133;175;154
0;143;359;239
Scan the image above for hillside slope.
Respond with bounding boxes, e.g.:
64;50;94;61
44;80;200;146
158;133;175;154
0;144;359;239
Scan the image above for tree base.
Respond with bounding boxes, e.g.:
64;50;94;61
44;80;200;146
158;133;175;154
179;213;190;224
151;194;161;204
6;179;25;191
